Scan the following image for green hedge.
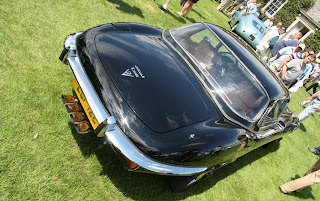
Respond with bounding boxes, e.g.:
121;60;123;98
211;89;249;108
274;0;315;27
251;0;319;53
261;0;319;53
274;0;318;53
304;30;320;53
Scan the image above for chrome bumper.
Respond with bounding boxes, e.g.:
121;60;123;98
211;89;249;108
61;32;110;125
60;32;207;176
105;125;207;176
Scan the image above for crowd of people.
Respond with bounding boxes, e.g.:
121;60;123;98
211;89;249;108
154;0;320;194
217;0;319;119
217;0;320;195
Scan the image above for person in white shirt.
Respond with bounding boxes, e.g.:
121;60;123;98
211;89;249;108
269;43;305;71
256;26;285;55
246;3;261;15
263;17;274;30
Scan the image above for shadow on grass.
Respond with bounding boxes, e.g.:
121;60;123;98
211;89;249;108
106;0;144;18
192;9;207;20
68;125;293;200
68;122;170;196
186;17;197;23
182;141;282;194
157;5;187;24
300;123;307;132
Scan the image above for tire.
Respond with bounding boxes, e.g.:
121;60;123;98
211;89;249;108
166;175;201;192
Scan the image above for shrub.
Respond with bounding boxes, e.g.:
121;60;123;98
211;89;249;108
274;0;316;27
304;30;320;53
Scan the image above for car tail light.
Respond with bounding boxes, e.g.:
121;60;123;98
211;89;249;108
123;156;139;170
74;121;92;134
65;103;83;113
61;95;78;104
70;113;87;122
62;95;92;134
114;147;139;170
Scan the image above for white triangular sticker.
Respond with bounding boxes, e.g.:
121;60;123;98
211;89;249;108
122;69;134;77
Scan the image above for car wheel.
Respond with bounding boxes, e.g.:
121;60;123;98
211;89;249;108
166;175;201;192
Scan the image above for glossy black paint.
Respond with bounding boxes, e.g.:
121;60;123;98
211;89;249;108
95;32;209;133
74;22;296;169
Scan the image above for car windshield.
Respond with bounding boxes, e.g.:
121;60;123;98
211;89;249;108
252;20;264;33
169;23;268;121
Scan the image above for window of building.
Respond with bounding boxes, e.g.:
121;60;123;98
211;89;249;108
265;0;288;17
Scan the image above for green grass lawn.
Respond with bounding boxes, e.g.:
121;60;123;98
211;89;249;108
1;0;319;200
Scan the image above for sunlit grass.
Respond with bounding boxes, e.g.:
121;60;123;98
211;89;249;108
1;0;319;200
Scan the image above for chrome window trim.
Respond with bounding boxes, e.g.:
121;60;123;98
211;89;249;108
163;28;254;132
168;23;270;119
164;23;270;132
105;125;207;176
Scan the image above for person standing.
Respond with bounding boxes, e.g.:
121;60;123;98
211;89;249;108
227;0;245;14
178;0;199;18
269;43;306;71
263;17;275;30
298;91;320;123
258;9;266;20
289;62;317;93
256;26;286;55
246;3;261;15
279;157;320;194
157;0;172;12
273;48;315;73
304;63;320;87
217;0;233;12
308;146;320;155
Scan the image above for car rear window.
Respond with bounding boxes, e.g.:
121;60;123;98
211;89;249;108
169;23;268;121
252;20;264;33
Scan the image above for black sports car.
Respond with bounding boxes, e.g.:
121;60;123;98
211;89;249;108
59;22;299;191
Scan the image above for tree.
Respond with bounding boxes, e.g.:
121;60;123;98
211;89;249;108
304;31;320;53
274;0;316;27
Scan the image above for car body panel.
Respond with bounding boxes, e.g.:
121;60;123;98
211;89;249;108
94;32;209;133
229;12;266;49
59;23;299;182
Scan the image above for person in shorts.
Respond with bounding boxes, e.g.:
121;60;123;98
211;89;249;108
177;0;199;18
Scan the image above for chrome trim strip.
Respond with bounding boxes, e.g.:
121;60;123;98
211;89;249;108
64;32;82;50
67;56;109;124
164;25;260;132
105;126;207;176
64;32;110;124
169;23;270;122
63;31;207;176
